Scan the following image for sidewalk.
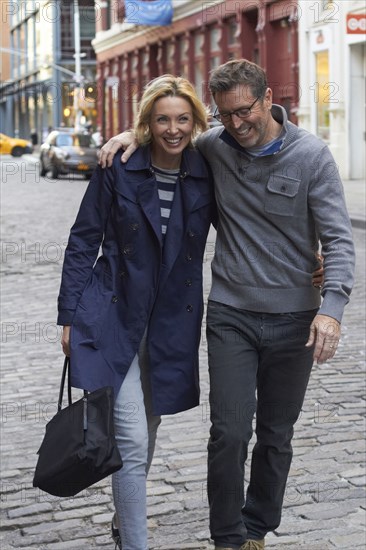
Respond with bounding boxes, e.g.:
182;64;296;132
343;179;366;229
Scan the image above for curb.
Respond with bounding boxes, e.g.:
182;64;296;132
351;218;366;230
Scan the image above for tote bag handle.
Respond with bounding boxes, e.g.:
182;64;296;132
58;357;88;428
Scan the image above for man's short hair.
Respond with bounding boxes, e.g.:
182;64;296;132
209;59;268;100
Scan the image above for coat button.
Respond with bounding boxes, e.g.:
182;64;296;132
130;223;139;231
186;254;192;261
123;245;133;255
281;185;286;192
186;305;193;312
188;230;195;238
119;270;126;278
111;296;118;303
185;279;192;286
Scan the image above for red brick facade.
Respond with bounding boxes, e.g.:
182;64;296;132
95;1;300;140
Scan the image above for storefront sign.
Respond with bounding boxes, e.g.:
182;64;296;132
346;13;366;34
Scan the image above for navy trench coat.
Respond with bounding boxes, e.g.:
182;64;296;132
57;146;216;415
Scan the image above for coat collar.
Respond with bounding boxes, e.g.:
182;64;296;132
125;144;209;179
123;144;211;288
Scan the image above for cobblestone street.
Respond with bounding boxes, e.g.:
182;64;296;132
1;155;365;549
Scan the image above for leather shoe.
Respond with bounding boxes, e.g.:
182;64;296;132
215;540;265;550
242;539;265;550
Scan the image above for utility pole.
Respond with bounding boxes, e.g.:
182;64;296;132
73;0;83;131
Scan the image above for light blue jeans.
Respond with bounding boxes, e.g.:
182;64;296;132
112;337;161;550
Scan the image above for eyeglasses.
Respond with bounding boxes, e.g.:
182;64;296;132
213;96;261;123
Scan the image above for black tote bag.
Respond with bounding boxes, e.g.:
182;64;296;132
33;357;122;497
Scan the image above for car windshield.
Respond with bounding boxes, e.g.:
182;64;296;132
55;134;96;148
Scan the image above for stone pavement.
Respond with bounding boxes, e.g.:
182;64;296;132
342;179;365;230
1;155;365;549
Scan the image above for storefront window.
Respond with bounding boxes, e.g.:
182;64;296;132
112;82;119;134
141;50;149;88
166;41;175;74
210;56;220;70
119;57;128;130
179;36;189;78
209;25;221;76
193;33;204;101
314;50;330;141
19;26;26;75
27;18;35;72
227;17;238;46
210;27;220;51
194;60;204;101
194;34;203;57
104;79;110;136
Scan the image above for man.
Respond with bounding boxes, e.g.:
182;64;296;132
99;60;354;550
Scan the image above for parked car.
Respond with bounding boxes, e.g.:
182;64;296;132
39;130;99;179
0;133;33;156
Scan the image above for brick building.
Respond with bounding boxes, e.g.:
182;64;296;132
93;0;301;140
0;0;96;141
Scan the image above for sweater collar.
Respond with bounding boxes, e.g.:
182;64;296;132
218;104;293;156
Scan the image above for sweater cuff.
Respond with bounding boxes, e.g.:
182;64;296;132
318;291;349;323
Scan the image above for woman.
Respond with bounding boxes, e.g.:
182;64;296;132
58;75;216;550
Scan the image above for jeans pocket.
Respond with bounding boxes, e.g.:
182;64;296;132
285;309;318;325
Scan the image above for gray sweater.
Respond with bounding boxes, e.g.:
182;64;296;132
196;105;355;322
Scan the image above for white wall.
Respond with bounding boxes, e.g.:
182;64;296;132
298;0;365;180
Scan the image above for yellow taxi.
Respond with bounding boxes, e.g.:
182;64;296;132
0;133;33;156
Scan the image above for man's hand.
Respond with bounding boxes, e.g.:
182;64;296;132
306;314;341;364
98;131;138;168
61;326;71;357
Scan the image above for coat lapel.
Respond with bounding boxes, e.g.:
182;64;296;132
160;150;208;288
125;147;163;246
161;175;184;272
137;178;163;246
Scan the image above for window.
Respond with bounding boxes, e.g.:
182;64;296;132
80;7;95;39
227;17;238;46
193;33;204;101
209;26;221;80
210;27;220;51
166;41;176;74
178;35;189;78
314;50;330;141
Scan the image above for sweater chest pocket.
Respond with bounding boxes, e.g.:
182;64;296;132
264;175;300;216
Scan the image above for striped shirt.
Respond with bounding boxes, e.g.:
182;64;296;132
153;165;179;240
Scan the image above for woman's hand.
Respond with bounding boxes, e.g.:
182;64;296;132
312;254;324;288
98;131;138;168
61;326;71;356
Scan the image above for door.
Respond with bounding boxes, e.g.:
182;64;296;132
349;42;366;180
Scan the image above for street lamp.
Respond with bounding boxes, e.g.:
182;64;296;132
44;0;85;132
73;0;83;132
42;62;83;80
43;0;84;131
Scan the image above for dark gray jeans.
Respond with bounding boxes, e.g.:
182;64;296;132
206;301;317;548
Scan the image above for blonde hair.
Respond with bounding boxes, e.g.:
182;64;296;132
134;74;209;146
